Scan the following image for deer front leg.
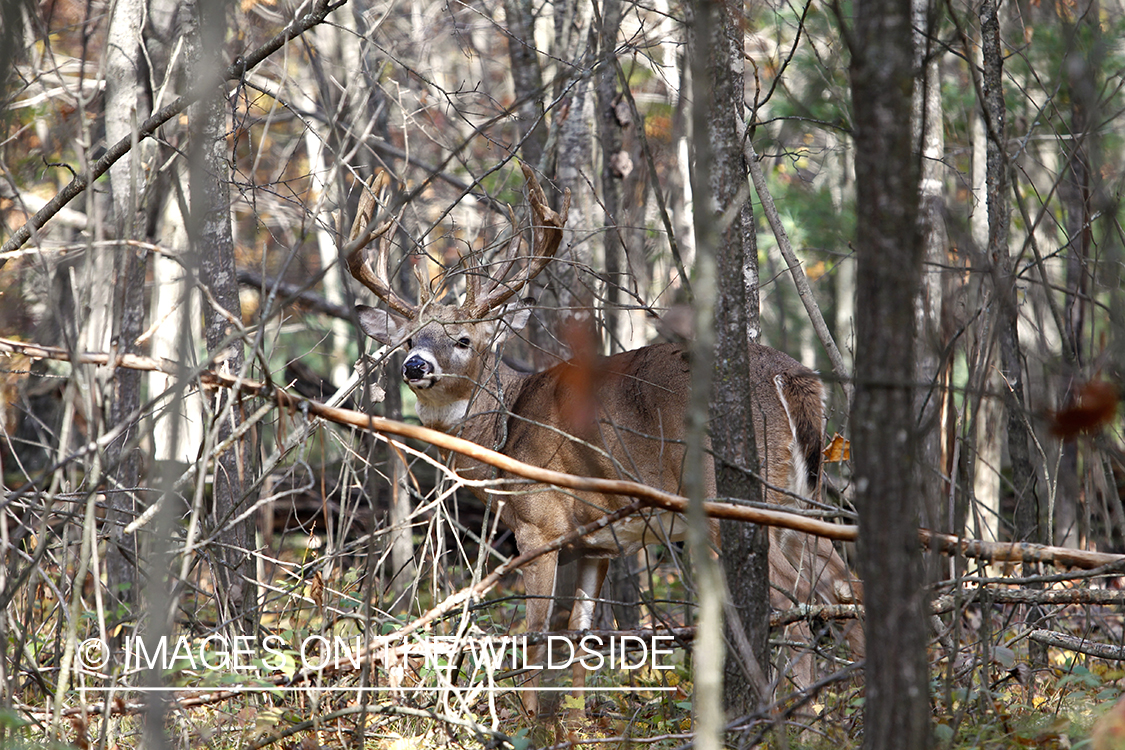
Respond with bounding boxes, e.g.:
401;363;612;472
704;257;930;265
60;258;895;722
567;557;609;716
519;549;559;718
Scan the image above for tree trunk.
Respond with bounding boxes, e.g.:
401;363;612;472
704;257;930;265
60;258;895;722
597;0;625;356
187;0;259;633
912;0;947;551
103;0;150;618
591;0;642;631
980;1;1038;555
1055;2;1096;548
503;0;547;170
968;29;1004;546
550;0;596;326
699;0;770;716
849;0;932;744
687;0;771;739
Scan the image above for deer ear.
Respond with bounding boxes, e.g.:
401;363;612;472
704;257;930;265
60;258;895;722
485;299;532;347
502;299;533;334
356;305;405;345
502;297;535;333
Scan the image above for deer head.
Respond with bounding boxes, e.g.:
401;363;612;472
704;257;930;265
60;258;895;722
347;165;570;429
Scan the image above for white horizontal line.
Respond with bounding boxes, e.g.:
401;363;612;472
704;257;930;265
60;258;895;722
70;686;677;692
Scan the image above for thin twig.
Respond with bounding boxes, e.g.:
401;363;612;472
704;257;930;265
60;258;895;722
743;138;851;397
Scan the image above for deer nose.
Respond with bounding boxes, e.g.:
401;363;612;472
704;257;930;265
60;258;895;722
403;355;432;382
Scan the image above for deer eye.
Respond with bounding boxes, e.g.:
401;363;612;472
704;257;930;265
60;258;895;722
456;337;472;349
404;338;413;350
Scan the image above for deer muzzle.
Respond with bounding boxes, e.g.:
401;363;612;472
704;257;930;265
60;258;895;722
402;354;435;387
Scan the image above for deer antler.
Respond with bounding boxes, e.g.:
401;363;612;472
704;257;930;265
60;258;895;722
345;174;418;319
462;163;570;318
463;204;520;313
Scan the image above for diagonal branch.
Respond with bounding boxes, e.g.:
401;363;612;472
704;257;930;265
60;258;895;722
744;138;851;397
0;0;344;263
5;334;1125;573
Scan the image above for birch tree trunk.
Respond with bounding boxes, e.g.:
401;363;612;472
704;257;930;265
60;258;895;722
550;0;596;327
969;32;1003;544
103;0;149;616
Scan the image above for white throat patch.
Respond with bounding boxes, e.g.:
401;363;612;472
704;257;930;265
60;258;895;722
417;398;470;432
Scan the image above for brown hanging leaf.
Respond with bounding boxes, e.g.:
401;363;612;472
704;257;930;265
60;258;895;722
309;571;324;612
822;433;850;463
558;316;601;434
1050;380;1119;439
69;715;89;750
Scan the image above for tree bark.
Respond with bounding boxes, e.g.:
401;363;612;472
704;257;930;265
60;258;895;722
187;0;259;632
698;0;771;716
550;0;596;326
687;0;770;738
597;0;625;356
980;0;1038;555
102;0;150;618
912;0;947;549
503;0;547;170
592;0;642;631
849;0;932;744
1055;1;1096;548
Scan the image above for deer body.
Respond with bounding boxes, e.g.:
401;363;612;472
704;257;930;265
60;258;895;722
348;167;862;715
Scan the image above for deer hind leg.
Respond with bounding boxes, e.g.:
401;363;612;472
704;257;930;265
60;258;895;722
810;535;865;660
519;549;559;718
772;528;866;682
567;557;609;716
767;534;818;690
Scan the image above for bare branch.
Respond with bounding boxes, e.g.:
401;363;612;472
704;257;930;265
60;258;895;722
744;138;850;396
1028;629;1125;660
0;0;343;262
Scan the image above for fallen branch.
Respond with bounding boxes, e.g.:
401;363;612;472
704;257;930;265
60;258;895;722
1027;629;1125;660
5;335;1125;572
932;587;1125;612
919;533;1124;571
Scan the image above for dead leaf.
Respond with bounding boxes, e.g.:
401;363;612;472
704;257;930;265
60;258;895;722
823;433;850;462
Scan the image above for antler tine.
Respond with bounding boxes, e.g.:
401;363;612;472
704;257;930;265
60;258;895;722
480;204;524;296
413;262;433;306
464;164;570;317
345;174;418;319
462;249;483;312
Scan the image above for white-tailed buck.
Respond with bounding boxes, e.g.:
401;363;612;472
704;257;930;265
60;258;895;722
348;165;863;715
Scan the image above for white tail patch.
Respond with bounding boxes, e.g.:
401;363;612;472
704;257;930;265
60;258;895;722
774;374;810;501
